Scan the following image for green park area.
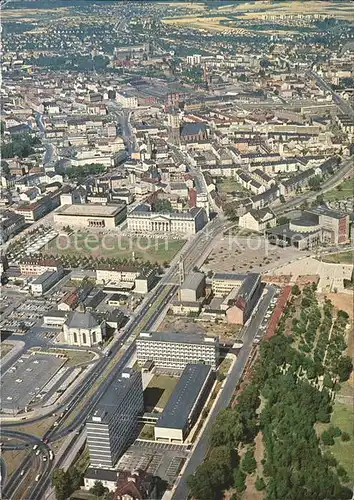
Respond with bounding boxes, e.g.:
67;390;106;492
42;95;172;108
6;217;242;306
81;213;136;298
144;374;178;410
44;231;185;265
322;250;354;264
217;178;247;195
324;178;354;202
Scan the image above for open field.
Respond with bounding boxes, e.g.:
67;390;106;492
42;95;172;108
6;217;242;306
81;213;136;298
47;349;95;367
322;250;354;265
324;178;354;202
162;1;354;32
144;374;178;411
1;343;13;358
44;232;185;264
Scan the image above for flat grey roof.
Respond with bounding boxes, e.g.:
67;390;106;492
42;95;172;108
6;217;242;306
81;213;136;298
181;272;205;291
57;204;125;217
156;364;212;430
88;369;140;424
138;331;217;346
213;273;246;281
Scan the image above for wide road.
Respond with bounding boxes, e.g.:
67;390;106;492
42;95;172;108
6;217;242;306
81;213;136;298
172;285;277;500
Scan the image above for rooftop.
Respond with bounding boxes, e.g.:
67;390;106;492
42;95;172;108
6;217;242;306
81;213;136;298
138;331;218;346
181;272;205;291
156;364;212;430
213;273;246;282
88;369;140;424
57;203;125;217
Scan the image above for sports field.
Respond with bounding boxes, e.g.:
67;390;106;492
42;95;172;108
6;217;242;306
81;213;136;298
44;232;185;264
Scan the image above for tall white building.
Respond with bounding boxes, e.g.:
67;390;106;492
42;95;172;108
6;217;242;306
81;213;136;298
136;331;219;371
86;369;144;469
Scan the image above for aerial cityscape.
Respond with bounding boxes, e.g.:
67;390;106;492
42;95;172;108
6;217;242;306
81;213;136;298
0;1;353;499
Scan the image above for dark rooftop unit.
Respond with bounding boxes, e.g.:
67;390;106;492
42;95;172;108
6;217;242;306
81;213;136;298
156;364;213;431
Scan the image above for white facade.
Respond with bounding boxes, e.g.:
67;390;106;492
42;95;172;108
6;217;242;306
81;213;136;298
63;312;105;347
136;332;219;370
239;209;276;232
127;208;208;235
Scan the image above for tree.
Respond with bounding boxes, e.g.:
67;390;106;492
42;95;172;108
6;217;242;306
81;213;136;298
308;175;322;191
52;469;72;500
241;449;257;474
234;468;246;492
341;432;350;442
67;466;82;491
291;284;300;296
90;481;107;497
279;195;286;204
322;430;335;446
187;462;222;500
335;356;353;382
255;476;266;491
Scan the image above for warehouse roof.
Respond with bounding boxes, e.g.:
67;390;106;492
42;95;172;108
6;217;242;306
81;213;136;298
138;331;218;346
156;364;212;430
57;203;125;217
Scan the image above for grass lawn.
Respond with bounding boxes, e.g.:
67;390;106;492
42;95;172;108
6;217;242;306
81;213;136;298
44;232;186;264
1;343;13;358
2;449;29;478
324;178;354;202
330;399;354;483
217;178;247;195
144;374;178;410
322;250;354;264
48;349;95;367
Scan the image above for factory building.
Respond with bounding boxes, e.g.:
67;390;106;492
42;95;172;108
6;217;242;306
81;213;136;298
127;205;208;235
154;364;214;443
136;331;219;371
54;203;127;229
86;369;144;469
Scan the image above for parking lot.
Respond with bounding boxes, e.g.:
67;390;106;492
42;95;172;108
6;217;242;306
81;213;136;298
0;298;55;334
252;288;280;345
1;352;66;413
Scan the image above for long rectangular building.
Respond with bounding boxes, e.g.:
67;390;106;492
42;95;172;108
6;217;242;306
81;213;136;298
127;205;208;235
154;364;214;443
136;331;219;371
212;273;246;297
54;203;127;229
86;369;143;469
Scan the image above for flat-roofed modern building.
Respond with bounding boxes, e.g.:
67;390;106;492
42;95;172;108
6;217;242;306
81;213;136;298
86;369;143;469
154;364;214;443
54;203;127;229
136;331;219;371
212;273;246;297
30;269;63;296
